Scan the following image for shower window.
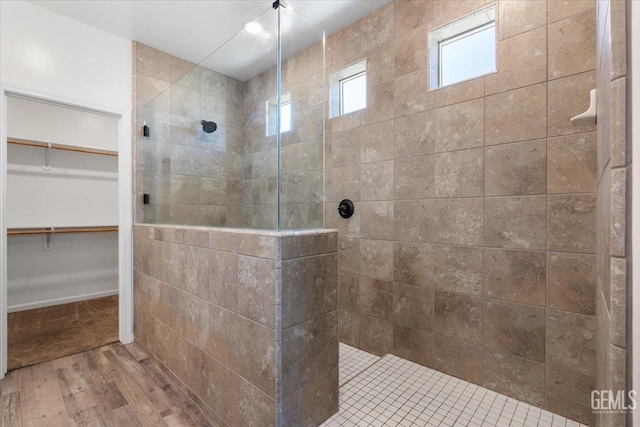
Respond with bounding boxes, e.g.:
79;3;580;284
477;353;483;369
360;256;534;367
329;60;366;118
340;71;366;115
430;6;496;89
266;92;291;136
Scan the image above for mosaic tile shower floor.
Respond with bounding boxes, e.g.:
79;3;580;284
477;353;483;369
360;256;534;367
324;344;589;427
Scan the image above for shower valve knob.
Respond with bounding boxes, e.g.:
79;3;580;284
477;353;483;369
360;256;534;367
338;199;354;219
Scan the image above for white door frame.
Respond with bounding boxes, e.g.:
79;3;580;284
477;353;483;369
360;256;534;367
0;84;133;378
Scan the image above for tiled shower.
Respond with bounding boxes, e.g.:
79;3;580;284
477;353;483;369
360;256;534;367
131;1;631;426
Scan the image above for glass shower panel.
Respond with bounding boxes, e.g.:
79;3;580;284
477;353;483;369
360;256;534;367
142;7;278;228
140;4;324;230
279;6;325;229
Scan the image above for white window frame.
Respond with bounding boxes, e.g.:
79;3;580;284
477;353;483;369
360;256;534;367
430;5;497;90
339;71;366;116
438;21;496;88
266;92;291;136
329;60;366;118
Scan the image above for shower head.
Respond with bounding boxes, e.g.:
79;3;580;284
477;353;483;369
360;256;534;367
201;120;218;134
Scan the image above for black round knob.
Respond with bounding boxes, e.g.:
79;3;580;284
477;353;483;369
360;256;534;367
338;199;354;219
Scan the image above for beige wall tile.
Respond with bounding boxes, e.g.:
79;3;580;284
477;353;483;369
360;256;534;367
359;3;395;52
204;353;240;425
393;282;434;331
394;242;435;287
434;98;484;152
610;257;627;348
207;304;238;371
136;74;171;107
364;81;395;125
329;127;361;168
486;27;547;95
498;0;547;40
237;317;276;398
282;312;339;396
361;121;394;163
339;309;394;356
484;196;547;250
547;252;596;316
394;0;432;36
394;69;433;116
434;198;484;246
548;9;596;79
545;366;595;425
362;161;394;201
281;233;338;260
393;111;435;159
340;274;394;321
548;132;597;193
393;200;435;242
610;168;626;257
282;254;338;327
281;368;339;427
548;71;597;137
238;378;276;427
483;300;545;362
483;349;546;407
433;246;483;296
135;43;172;81
433;335;483;385
392;325;434;367
366;43;395;85
547;194;597;253
360;240;395;281
360;201;394;240
485;139;547;196
485;84;547;145
237;255;276;328
433;77;484;109
394;24;429;77
326;165;360;203
434;291;483;345
394;155;435;199
546;310;596;376
339;238;361;276
434;148;484;198
548;0;595;24
610;77;627;167
484;249;546;306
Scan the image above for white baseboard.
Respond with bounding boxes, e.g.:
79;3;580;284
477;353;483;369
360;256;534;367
7;289;118;313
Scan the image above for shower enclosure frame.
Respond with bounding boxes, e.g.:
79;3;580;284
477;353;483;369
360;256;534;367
0;83;134;379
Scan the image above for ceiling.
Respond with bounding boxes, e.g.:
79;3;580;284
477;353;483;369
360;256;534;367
28;0;392;81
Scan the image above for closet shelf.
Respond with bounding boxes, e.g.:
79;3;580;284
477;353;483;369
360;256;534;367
7;138;118;157
7;226;118;235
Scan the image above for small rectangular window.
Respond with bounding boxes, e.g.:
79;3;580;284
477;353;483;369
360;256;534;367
266;92;291;136
340;71;367;115
329;60;366;118
430;6;496;89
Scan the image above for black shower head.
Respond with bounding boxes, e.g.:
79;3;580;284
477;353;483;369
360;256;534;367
201;120;218;134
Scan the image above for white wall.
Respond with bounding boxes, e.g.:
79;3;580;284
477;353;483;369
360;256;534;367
7;233;118;312
0;1;132;313
0;1;132;112
7;97;120;152
7;97;119;229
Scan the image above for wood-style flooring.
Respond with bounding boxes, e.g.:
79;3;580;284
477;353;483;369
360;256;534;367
8;296;119;371
0;343;216;427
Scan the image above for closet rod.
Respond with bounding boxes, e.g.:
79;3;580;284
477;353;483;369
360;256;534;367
7;138;118;157
7;226;119;236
